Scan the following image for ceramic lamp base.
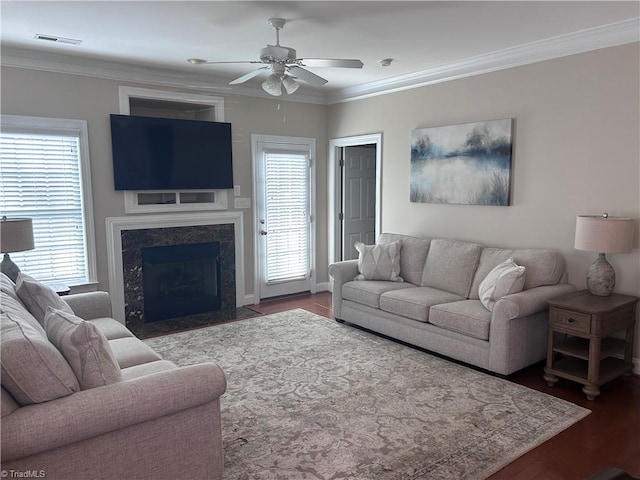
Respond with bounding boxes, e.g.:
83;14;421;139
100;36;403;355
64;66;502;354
586;253;615;296
0;253;21;283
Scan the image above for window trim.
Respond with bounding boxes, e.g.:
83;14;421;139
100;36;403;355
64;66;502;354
0;114;97;287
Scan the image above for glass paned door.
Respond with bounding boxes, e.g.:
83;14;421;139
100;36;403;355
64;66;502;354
254;138;314;299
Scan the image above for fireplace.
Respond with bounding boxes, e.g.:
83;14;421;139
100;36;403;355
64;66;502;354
107;213;247;336
118;221;241;337
142;242;221;323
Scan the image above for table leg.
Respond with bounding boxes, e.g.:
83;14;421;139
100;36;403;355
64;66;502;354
585;337;602;401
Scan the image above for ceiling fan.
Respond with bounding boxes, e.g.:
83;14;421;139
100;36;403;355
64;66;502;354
187;18;364;96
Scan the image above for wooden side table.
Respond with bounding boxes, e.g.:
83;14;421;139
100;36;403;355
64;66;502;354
544;289;638;400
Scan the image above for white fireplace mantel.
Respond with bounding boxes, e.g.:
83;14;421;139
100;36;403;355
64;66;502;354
106;212;245;324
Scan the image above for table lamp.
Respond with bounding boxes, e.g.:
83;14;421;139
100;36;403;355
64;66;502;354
574;213;634;296
0;216;35;282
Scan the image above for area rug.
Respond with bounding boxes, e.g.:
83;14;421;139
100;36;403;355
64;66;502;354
145;309;590;480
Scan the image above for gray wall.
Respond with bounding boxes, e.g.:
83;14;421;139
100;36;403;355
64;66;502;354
2;42;639;365
0;68;329;300
328;43;640;365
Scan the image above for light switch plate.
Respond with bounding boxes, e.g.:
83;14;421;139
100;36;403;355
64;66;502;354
234;185;241;197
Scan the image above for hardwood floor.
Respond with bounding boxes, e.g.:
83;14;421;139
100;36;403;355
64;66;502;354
253;292;640;480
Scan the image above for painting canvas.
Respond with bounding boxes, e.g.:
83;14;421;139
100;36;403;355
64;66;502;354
410;119;513;206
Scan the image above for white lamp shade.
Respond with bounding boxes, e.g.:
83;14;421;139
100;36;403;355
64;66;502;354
0;218;35;253
282;75;299;94
574;215;634;254
262;74;282;96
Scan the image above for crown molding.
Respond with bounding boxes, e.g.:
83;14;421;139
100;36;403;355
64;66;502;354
327;18;640;104
0;47;328;105
2;17;638;106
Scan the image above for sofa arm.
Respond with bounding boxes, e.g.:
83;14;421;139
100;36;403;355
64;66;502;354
493;283;578;320
489;283;577;375
62;291;112;320
1;363;226;462
328;260;359;319
329;259;359;286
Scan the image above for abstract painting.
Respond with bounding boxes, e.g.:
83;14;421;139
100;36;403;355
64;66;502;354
410;118;513;205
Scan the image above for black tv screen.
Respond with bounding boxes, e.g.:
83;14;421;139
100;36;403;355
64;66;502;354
110;114;233;190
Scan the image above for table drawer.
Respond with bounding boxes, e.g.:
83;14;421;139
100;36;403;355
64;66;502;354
552;308;591;334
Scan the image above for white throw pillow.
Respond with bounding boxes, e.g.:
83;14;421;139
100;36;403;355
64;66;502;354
15;273;74;326
354;240;403;282
478;258;526;311
1;311;80;405
45;307;122;390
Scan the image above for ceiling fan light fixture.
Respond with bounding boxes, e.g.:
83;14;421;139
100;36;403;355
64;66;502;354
282;75;300;94
190;17;363;91
262;73;282;96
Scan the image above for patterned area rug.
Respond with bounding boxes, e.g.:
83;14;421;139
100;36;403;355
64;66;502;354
145;309;590;480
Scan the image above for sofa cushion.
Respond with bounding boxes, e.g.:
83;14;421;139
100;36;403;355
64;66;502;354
421;239;482;298
15;273;74;326
429;300;492;341
478;258;526;311
108;337;164;369
343;280;414;309
1;311;80;405
88;317;136;340
469;248;566;299
378;233;431;286
45;307;122;390
1;286;47;337
379;287;464;323
354;240;403;282
1;273;20;303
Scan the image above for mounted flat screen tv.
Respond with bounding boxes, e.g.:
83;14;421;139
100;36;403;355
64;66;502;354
110;114;233;191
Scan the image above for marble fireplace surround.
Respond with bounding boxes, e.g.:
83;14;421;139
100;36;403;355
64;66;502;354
106;212;245;325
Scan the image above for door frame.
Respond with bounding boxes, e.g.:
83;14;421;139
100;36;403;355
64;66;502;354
328;133;382;266
251;134;317;303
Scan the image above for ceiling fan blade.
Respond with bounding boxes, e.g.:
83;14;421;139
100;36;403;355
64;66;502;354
188;58;262;66
297;58;364;69
203;60;263;65
229;67;270;85
287;66;328;86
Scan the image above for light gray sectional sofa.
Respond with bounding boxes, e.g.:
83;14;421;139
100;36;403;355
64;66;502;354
1;272;226;480
329;233;577;375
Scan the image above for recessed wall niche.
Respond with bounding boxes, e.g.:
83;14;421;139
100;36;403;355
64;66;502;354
117;86;229;213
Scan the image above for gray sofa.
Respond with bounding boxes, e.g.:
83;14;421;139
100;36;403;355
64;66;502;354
329;233;577;375
1;272;226;480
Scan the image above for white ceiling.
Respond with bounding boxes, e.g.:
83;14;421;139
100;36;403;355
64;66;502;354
1;1;639;103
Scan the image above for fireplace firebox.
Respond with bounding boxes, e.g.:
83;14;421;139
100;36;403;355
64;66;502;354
142;242;221;323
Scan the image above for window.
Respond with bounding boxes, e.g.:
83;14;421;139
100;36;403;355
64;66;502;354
263;149;310;284
0;115;96;286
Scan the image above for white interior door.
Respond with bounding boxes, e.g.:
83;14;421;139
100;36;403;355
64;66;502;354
341;145;377;260
253;135;315;300
328;134;382;266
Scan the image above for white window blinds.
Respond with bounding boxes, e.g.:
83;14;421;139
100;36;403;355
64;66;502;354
1;126;90;285
264;151;310;284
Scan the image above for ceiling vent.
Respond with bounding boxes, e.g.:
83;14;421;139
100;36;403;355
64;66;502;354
34;34;82;46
